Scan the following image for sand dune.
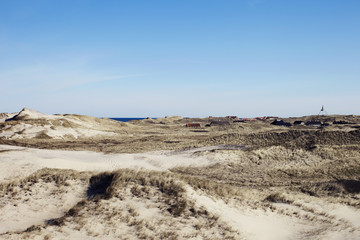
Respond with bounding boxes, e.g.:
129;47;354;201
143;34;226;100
1;109;360;239
0;108;126;140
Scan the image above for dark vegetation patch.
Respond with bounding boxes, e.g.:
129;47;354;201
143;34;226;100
24;225;42;232
299;179;360;198
333;120;353;125
264;193;293;204
210;121;230;126
164;140;181;144
87;172;115;199
337;180;360;194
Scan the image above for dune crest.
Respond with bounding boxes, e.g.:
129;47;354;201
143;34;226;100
0;108;126;140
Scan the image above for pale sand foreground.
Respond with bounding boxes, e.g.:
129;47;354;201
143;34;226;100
1;145;360;240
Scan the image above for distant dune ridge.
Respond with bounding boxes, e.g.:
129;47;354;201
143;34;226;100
0;108;128;140
1;108;360;239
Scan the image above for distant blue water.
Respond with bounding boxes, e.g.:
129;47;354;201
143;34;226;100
109;118;148;122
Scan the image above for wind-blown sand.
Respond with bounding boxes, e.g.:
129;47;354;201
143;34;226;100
1;108;360;239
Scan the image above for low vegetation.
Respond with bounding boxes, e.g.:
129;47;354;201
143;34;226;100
1;169;241;239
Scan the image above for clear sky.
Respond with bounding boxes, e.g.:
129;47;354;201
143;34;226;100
1;0;359;117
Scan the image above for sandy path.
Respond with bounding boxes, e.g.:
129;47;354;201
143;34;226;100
186;186;360;240
186;187;312;240
0;144;220;183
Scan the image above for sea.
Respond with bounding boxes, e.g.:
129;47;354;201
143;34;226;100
109;118;148;122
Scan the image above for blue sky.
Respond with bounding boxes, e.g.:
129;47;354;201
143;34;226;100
1;0;359;117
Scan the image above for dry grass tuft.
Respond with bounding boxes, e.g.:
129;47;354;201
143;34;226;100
108;170;189;216
264;193;293;204
34;131;52;139
0;168;90;192
177;174;241;199
47;200;87;227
